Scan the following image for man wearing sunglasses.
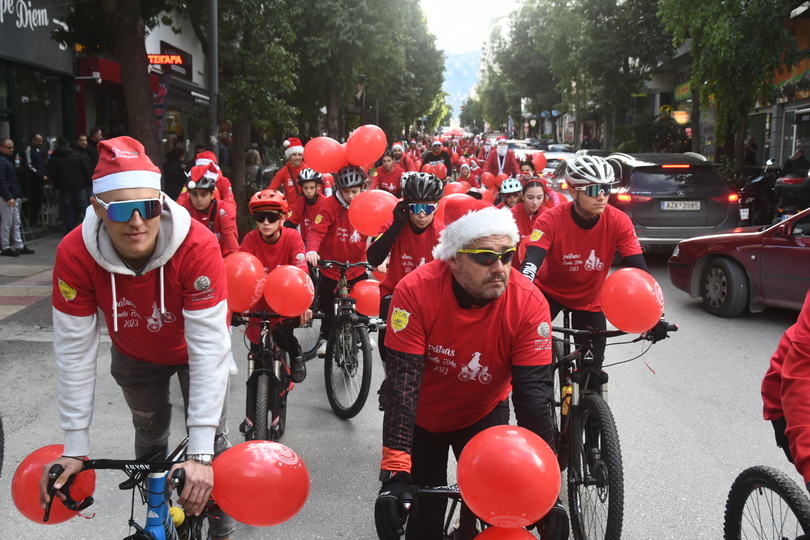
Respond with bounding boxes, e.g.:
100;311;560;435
520;155;648;390
375;196;568;540
42;136;234;540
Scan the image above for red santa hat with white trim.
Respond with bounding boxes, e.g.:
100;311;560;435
195;150;220;170
92;136;161;195
284;137;304;159
391;142;404;151
432;196;519;262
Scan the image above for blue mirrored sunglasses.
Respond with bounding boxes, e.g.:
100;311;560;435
574;184;610;198
95;196;163;222
409;203;438;215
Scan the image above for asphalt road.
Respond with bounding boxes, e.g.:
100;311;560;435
0;253;803;539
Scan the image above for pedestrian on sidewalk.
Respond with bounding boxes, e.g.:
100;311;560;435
0;137;34;256
48;136;92;232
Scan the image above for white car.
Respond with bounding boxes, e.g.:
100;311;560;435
535;151;576;202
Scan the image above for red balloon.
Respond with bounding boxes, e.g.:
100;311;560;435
322;173;334;190
372;268;387;281
601;268;664;333
434;163;448;180
443;182;467;196
304;137;347;174
348;189;399;236
415;159;423;171
458;180;471;191
434;193;470;223
495;173;509;188
531;152;548;171
346;125;387;167
212;441;309;526
481;188;496;203
224;252;266;312
476;527;537;539
480;172;496;188
457;425;560;528
518;234;532;263
13;445;96;524
263;265;315;317
350;280;381;317
421;163;435;175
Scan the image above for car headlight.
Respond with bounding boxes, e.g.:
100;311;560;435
672;245;680;257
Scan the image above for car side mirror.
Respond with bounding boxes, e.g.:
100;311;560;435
777;222;793;236
766;158;775;166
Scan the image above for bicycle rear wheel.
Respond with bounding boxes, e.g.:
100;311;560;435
253;373;270;441
324;320;372;419
569;393;623;540
723;465;810;539
269;354;290;442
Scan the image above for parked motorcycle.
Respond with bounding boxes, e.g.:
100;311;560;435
739;159;778;226
773;167;810;222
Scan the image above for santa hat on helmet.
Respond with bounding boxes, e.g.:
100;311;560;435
391;142;404;151
284;137;304;159
92;136;161;194
188;163;220;189
195;150;220;170
432;196;519;262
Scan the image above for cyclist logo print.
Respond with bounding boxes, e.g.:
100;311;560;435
390;307;410;332
458;352;492;384
58;278;78;301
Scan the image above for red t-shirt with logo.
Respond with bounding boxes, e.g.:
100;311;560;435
527;202;641;311
180;198;239;257
377;217;445;297
239;228;308;343
269;162;308;204
286;194;327;242
371;167;404;196
305;195;369;281
385;260;552;432
52;221;227;365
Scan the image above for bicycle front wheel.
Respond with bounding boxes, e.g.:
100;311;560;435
253;373;270;441
569;393;623;540
723;465;810;539
296;318;323;361
269;355;290;442
324;320;372;419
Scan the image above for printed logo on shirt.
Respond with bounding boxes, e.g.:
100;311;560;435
390;307;410;332
349;230;362;243
583;250;605;271
194;275;211;291
146;301;177;333
296;253;305;261
314;215;323;224
530;230;543;242
458;352;492;384
58;278;77;301
537;322;550;338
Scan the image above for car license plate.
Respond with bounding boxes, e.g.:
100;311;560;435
661;200;701;211
740;207;749;220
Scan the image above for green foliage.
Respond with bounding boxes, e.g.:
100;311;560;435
459;97;484;131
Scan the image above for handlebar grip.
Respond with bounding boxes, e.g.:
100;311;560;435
667;323;678;332
171;468;186;497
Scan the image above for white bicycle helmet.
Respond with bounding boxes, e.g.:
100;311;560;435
563;155;615;186
500;177;522;194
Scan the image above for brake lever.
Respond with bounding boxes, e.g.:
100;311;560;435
44;463;94;522
170;467;186;497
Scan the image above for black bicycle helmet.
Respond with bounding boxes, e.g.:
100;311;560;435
297;168;323;185
334;165;368;190
401;172;444;202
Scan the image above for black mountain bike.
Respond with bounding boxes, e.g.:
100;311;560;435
551;311;677;540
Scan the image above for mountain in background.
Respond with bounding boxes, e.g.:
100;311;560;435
443;50;480;125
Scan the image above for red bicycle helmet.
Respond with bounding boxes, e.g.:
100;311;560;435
249;189;288;215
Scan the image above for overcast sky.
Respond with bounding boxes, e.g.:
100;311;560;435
420;0;519;56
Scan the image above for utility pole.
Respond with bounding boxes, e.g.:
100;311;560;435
208;0;218;151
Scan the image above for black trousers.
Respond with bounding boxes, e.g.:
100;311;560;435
544;294;607;369
406;401;510;540
317;273;367;340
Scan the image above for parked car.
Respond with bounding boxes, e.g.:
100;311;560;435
541;151;577;201
506;139;533;161
576;148;611;157
667;207;810;317
548;143;576;153
606;152;740;252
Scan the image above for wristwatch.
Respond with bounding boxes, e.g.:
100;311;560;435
187;454;214;466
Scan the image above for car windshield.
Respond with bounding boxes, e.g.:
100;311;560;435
629;166;725;194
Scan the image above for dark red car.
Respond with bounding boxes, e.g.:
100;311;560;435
667;207;810;317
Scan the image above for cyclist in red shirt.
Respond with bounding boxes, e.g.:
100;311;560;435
762;289;810;488
371;150;405;196
240;189;310;383
176;157;234;207
305;166;369;347
179;164;239;257
497;176;523;209
374;196;567;540
510;177;547;269
284;168;327;243
520;155;649;381
391;142;417;172
367;172;445;409
269;137;307;204
520;160;560;207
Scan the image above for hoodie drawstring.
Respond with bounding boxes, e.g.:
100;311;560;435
111;273;118;341
159;266;166;324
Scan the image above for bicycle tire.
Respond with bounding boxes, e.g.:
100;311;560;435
723;465;810;540
569;393;623;540
269;354;289;442
552;339;569;472
324;319;372;419
297;318;324;361
254;373;270;440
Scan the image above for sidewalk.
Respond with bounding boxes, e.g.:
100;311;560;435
0;229;62;338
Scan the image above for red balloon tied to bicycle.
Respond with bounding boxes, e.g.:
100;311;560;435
13;444;96;524
458;180;471;191
495;173;509;188
434;162;448;180
345;124;387;167
372;267;387;281
443;182;466;196
434;193;470;223
457;425;560;528
212;441;309;526
476;526;537;539
531;152;548;171
480;188;496;203
348;189;399;237
303;137;347;174
480;172;496;188
350;280;381;317
263;265;315;317
601;267;664;334
224;252;266;312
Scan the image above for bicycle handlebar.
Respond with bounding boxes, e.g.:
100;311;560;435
316;259;375;271
231;310;324;327
552;317;677;343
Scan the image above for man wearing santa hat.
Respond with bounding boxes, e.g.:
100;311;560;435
41;136;234;540
269;136;308;204
390;142;416;172
483;135;521;177
374;196;568;540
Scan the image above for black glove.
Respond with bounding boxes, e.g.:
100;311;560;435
375;472;414;540
644;318;671;343
534;499;569;540
393;200;410;225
